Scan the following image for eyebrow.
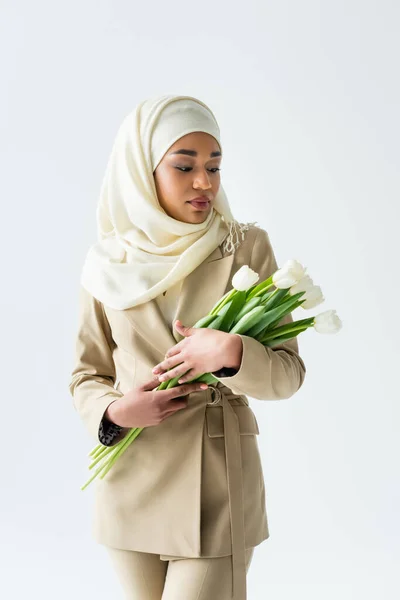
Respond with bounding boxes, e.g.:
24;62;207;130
169;149;222;158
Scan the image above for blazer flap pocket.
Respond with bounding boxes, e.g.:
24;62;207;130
206;405;260;438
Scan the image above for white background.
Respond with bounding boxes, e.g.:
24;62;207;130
1;1;398;598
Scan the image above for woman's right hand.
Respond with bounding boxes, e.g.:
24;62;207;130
105;377;209;429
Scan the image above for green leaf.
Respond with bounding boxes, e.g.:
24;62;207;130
260;318;314;340
193;314;219;328
207;312;228;330
229;305;266;334
210;289;235;315
232;295;262;324
246;293;303;337
260;288;288;310
217;300;233;316
246;276;274;300
256;316;313;341
218;290;247;332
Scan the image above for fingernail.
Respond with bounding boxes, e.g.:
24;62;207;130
200;384;208;389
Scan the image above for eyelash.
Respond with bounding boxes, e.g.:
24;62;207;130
175;167;221;173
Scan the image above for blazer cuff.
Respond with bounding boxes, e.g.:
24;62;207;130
99;398;132;447
81;392;128;446
211;366;239;378
210;333;305;400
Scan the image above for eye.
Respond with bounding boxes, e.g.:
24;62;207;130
175;166;221;173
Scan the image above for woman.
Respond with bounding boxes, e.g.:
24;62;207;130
69;94;306;600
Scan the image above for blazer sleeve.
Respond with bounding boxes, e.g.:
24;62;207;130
211;227;307;400
69;284;131;446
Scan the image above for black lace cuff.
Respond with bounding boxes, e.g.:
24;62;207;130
98;415;123;446
212;367;238;378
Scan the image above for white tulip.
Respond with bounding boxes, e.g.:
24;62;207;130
288;274;314;296
300;286;325;309
272;272;298;289
232;265;260;291
282;259;307;279
314;309;343;334
272;259;307;289
287;274;324;309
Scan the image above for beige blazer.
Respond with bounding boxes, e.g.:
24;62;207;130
69;225;306;600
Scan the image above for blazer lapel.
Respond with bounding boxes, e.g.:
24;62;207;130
119;246;235;359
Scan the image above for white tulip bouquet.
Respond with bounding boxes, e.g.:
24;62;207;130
81;259;342;490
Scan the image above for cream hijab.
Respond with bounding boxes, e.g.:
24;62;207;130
80;94;255;310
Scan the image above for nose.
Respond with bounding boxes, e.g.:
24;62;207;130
193;170;212;190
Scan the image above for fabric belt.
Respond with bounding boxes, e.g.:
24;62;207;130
207;385;247;600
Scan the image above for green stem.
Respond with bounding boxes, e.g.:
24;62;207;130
82;370;219;490
210;289;236;315
80;449;121;491
89;443;102;457
83;427;138;490
246;278;274;300
260;318;314;341
88;444;117;470
99;427;143;480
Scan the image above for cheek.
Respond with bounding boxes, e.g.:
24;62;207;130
212;178;221;193
160;171;184;195
166;180;189;211
169;173;185;191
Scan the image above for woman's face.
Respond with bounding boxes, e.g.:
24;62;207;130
153;132;222;223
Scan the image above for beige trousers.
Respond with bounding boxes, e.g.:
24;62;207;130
105;546;255;600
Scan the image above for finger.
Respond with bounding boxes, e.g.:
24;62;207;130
176;368;197;384
157;382;207;401
156;362;187;382
162;398;189;417
164;382;208;400
165;342;184;358
152;354;183;375
142;376;164;391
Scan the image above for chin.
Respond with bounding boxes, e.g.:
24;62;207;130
173;204;211;223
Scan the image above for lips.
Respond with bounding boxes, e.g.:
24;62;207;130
188;195;211;210
189;195;210;203
188;200;210;210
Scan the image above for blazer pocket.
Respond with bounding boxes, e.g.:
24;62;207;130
206;405;260;438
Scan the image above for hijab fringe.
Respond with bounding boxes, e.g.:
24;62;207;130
221;219;259;256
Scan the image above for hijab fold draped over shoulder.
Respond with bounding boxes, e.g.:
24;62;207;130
80;94;257;311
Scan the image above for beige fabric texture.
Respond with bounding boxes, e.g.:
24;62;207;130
105;545;254;599
69;224;307;599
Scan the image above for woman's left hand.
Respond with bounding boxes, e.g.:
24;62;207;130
152;320;243;384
